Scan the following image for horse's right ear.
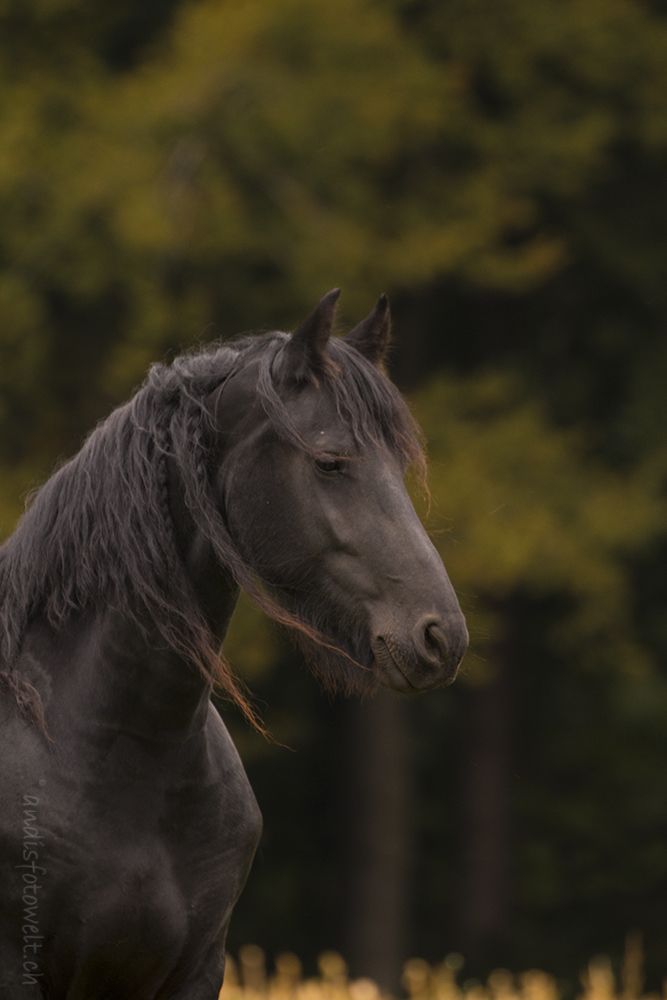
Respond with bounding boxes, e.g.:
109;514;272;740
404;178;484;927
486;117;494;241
279;289;340;381
344;294;391;366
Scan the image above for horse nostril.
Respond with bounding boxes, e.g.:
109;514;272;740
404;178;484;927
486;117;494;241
424;622;448;663
412;615;448;666
424;623;442;655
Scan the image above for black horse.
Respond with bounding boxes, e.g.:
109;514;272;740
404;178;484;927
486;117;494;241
0;291;467;998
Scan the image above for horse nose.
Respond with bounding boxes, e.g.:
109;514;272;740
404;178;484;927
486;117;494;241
412;613;466;681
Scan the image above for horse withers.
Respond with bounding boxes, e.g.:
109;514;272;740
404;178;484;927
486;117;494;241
0;291;467;998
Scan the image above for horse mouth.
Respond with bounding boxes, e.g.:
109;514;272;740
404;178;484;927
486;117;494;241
372;637;416;692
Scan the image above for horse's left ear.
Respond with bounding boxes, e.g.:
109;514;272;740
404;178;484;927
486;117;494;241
344;294;391;366
281;288;340;381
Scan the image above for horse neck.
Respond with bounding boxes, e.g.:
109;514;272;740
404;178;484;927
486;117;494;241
99;458;243;741
37;577;239;749
101;569;239;742
35;464;240;746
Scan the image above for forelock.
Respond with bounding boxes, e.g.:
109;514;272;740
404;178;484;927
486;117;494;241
256;333;425;473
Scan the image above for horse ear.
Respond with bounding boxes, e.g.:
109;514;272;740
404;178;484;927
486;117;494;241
281;288;341;380
344;294;391;366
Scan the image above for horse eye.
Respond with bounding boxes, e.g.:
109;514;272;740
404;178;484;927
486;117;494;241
315;459;343;475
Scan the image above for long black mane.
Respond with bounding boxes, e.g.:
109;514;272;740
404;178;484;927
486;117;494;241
0;332;424;726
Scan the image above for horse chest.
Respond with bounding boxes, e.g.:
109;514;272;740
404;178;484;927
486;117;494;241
62;718;260;905
0;704;262;995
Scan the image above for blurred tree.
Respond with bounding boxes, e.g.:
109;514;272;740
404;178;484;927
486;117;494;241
411;372;664;966
341;689;412;991
0;0;590;486
4;0;667;483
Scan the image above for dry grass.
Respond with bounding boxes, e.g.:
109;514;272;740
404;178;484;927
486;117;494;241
220;932;664;1000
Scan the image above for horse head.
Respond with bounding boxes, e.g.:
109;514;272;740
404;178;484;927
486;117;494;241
210;291;468;696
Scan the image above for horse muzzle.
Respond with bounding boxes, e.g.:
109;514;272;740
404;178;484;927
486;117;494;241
371;611;468;692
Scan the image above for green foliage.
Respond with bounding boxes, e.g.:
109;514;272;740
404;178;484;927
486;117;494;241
411;372;665;675
7;0;667;480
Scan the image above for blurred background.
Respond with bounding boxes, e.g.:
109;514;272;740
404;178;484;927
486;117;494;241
2;0;667;993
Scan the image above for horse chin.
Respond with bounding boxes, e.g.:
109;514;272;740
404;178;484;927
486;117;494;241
371;635;460;693
295;626;460;697
293;629;379;697
371;637;416;693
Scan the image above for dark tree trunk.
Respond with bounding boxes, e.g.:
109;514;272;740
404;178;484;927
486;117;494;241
341;688;411;993
390;294;433;390
456;654;515;961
